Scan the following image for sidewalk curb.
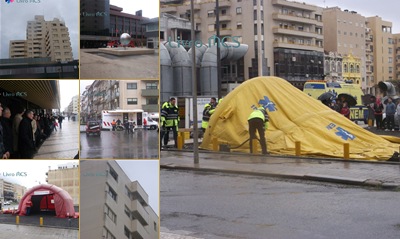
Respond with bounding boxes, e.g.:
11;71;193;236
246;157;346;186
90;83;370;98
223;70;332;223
163;148;400;165
160;164;400;191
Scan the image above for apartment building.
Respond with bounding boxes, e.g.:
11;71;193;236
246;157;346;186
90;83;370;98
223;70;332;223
9;15;73;62
0;179;26;202
80;160;158;239
393;33;400;81
46;162;79;205
81;80;159;121
366;16;395;84
322;7;366;88
161;0;324;89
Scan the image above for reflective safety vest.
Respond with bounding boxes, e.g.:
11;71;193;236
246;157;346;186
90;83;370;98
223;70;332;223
248;108;269;129
161;102;179;127
202;103;216;129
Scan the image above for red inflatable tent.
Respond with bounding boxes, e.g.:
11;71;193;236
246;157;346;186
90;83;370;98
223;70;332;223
18;184;75;218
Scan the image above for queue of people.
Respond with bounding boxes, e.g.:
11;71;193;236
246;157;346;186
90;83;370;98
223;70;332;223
0;104;63;159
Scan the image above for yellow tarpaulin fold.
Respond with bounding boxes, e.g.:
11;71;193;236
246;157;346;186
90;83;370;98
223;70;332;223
200;77;400;161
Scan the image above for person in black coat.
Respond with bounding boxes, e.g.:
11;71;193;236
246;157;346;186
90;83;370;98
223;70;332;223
18;109;35;159
1;107;13;158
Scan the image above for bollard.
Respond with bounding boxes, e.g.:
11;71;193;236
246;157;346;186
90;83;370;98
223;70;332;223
343;143;350;159
212;137;219;151
16;215;19;225
177;134;183;150
40;217;43;227
251;139;258;154
295;141;301;156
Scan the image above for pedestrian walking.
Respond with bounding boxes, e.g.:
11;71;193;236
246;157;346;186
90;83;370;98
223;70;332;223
248;106;269;155
58;115;64;129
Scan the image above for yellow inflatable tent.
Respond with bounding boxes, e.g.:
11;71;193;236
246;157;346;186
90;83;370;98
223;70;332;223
200;77;400;160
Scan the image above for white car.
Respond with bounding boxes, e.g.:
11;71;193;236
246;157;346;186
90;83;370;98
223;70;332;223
3;201;10;205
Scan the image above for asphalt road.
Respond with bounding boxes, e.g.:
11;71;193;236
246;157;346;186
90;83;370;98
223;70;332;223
80;129;159;159
160;169;400;239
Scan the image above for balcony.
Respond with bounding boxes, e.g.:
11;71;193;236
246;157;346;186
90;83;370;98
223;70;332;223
131;199;149;226
272;26;322;39
272;0;318;11
272;12;321;26
131;219;147;239
161;5;177;13
142;104;159;113
219;0;232;8
129;182;149;203
141;89;158;97
273;39;323;52
219;14;231;22
220;28;232;36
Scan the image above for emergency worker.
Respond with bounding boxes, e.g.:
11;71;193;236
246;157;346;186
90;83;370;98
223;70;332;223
201;97;217;134
248;106;269;155
160;98;179;148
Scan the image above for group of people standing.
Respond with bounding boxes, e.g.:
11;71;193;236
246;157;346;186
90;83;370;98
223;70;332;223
367;96;400;131
0;104;63;159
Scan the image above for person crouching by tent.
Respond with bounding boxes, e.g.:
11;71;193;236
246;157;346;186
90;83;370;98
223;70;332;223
25;198;32;215
248;106;269;155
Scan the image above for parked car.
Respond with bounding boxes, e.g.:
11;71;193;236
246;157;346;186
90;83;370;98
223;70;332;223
3;201;10;205
86;121;101;136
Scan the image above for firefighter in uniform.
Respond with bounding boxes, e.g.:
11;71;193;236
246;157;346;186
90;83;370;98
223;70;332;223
160;98;179;148
248;106;269;155
201;97;217;134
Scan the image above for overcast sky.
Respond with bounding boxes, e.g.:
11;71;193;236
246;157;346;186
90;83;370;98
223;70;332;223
111;0;159;19
0;160;78;189
116;160;159;216
303;0;400;33
0;0;79;59
80;80;94;96
60;80;79;111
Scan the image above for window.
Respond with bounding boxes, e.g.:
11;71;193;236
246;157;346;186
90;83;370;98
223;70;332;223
109;165;118;182
338;30;341;34
154;222;157;231
221;9;227;15
388;38;393;44
147;97;158;105
124;205;131;218
146;82;157;89
127;83;137;89
105;205;117;223
237;22;242;29
389;48;393;54
104;228;116;239
388;57;393;63
236;7;242;14
207;10;214;17
389;67;393;73
108;185;117;201
127;98;138;105
124;226;131;238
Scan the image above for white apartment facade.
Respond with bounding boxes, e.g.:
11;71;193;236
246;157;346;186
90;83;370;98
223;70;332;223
80;160;158;239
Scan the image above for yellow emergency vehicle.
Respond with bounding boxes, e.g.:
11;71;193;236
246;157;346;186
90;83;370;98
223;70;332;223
303;80;368;122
